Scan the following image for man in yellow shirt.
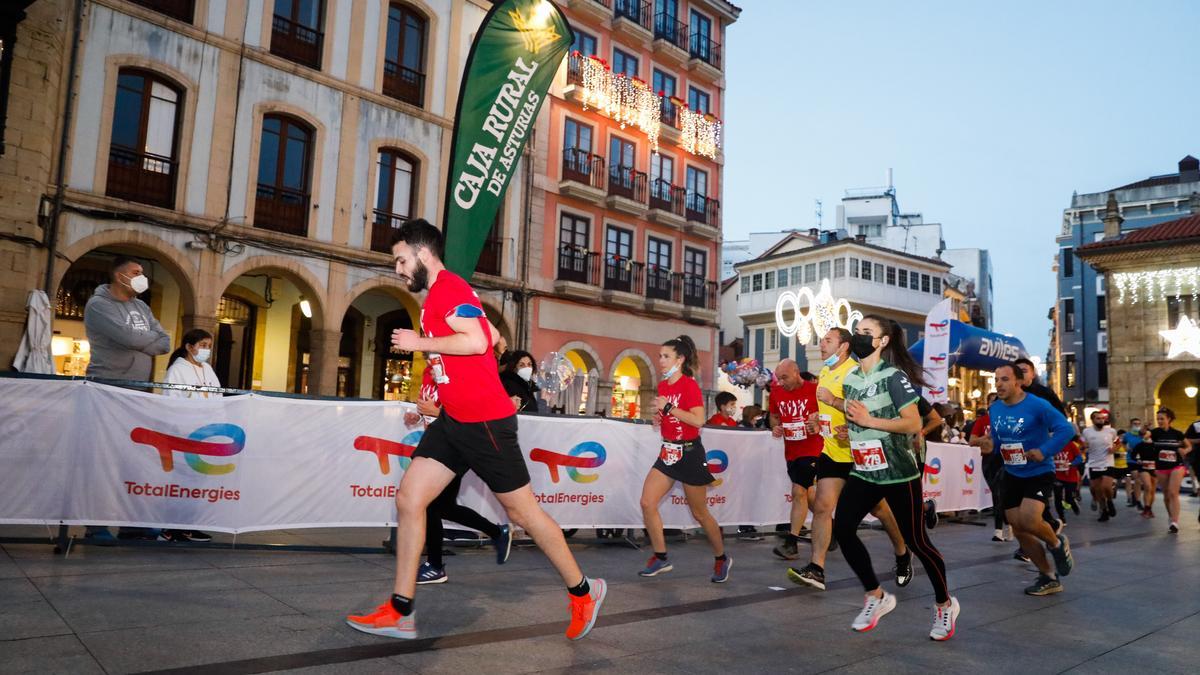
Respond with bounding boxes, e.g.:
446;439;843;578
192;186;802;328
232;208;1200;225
787;328;910;591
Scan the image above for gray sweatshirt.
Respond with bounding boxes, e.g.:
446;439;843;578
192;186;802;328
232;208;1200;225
83;284;171;381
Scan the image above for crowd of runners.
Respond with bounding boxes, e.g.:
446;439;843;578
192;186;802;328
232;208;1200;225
344;219;1195;645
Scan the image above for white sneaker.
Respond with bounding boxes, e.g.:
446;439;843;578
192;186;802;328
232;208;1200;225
929;597;960;641
1002;525;1012;541
851;591;896;632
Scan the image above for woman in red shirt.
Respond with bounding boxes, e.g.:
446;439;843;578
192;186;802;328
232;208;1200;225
638;335;731;583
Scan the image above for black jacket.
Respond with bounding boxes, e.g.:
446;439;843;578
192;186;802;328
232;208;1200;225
1023;381;1067;416
499;370;539;412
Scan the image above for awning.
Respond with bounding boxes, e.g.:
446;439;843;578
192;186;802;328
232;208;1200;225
909;320;1029;372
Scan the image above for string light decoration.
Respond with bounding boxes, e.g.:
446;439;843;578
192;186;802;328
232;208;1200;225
775;279;863;345
1160;315;1200;359
678;106;722;160
1113;266;1200;305
576;54;661;153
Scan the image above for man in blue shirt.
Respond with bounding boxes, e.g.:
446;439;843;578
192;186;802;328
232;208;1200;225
1122;418;1144;508
989;363;1078;596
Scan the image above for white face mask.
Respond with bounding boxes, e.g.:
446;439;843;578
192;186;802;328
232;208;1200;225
194;348;211;364
517;366;533;381
125;273;149;294
662;364;680;379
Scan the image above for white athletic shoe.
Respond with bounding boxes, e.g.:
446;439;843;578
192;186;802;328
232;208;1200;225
851;591;896;632
929;597;960;641
1002;525;1012;541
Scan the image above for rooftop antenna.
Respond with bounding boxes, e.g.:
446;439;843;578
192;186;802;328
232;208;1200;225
814;199;823;229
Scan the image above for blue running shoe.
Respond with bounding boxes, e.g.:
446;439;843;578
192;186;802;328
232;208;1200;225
416;562;447;585
711;556;733;583
638;555;673;577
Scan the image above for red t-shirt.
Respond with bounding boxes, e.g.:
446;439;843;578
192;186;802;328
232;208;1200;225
706;413;737;427
658;375;703;442
1054;440;1082;483
419;368;439;404
769;381;822;460
970;414;989;439
419;271;513;422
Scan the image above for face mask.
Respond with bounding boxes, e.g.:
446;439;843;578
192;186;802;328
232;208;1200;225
662;364;680;379
194;348;211;364
1131;425;1141;433
517;366;533;381
849;333;879;360
823;353;841;368
125;273;150;294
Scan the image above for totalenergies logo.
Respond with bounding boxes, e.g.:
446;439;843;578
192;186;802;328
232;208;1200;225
354;431;422;475
130;423;245;475
530;442;606;483
706;449;729;487
963;458;976;483
929;353;948;364
924;457;942;484
927;386;946;397
928;320;949;331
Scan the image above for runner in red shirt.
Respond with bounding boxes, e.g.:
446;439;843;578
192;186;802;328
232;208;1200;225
768;360;823;560
638;335;732;583
706;391;739;427
347;220;605;641
1052;437;1083;522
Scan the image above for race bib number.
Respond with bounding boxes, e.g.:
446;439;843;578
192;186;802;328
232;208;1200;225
818;414;833;438
783;421;807;442
1054;456;1069;472
1141;460;1156;470
851;440;888;472
660;443;684;466
1158;450;1177;463
1001;443;1026;466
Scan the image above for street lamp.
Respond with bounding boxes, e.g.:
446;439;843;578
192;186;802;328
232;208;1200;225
1186;385;1198;399
970;388;982;400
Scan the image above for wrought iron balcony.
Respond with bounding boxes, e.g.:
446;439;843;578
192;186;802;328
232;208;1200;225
106;146;177;209
383;60;425;107
270;14;323;70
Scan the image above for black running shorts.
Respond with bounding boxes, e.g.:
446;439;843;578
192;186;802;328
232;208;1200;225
1001;471;1054;511
787;457;818;489
413;412;530;494
652;438;715;487
816;453;852;481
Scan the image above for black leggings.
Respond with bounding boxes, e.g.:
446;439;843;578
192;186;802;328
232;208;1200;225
426;474;502;569
985;469;1007;529
1052;481;1078;521
834;476;950;604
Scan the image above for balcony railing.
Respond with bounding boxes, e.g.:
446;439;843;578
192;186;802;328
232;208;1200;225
370;209;408;253
271;14;323;69
557;246;601;285
685;193;720;227
689;34;722;70
255;184;310;236
614;0;652;32
383;60;425;107
607;165;647;203
649;179;685;216
645;265;675;301
603;257;643;294
567;51;587;87
106;146;176;209
680;274;717;310
653;12;688;50
562;148;605;189
130;0;195;22
476;237;503;276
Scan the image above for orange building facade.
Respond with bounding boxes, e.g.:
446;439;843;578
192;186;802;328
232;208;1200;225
525;0;739;418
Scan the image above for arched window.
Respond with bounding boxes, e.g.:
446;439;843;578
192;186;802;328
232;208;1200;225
383;3;427;107
106;69;182;209
271;0;325;69
255;114;313;236
371;148;418;252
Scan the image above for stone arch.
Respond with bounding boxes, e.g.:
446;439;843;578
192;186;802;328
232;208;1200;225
337;275;421;329
217;255;328;331
1153;366;1200;428
610;347;657;420
558;340;603;375
57;228;199;317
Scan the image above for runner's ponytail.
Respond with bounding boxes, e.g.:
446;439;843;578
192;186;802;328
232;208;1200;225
663;334;698;378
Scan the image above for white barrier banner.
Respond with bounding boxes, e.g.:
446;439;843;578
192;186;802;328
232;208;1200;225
0;379;795;532
921;442;992;512
922;298;953;404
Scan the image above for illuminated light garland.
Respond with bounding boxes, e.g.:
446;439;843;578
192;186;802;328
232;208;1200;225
678;106;722;160
775;279;863;345
576;54;661;153
1113;266;1200;305
1160;315;1200;359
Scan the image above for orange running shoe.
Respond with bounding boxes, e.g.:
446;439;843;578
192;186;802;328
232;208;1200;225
346;602;417;639
565;577;607;640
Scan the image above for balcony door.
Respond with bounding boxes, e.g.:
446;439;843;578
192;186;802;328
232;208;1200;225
106;70;181;209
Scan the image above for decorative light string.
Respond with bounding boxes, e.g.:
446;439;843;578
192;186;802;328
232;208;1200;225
775;279;863;345
678;106;722;160
1113;266;1200;305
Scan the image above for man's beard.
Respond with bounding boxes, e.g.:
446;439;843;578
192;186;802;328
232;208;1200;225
405;260;429;293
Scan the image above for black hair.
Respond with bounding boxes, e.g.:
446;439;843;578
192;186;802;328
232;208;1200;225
1013;357;1037;380
662;334;698;377
714;391;736;407
168;328;213;368
390;218;444;259
1158;407;1176;421
858;314;929;390
111;255;138;278
800;371;817;382
995;361;1021;379
503;350;537;374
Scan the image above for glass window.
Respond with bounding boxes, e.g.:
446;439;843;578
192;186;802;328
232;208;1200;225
106;70;181;208
768;328;778;351
383;3;428;106
572;29;597;56
739;275;749;293
1098;352;1108;388
612;47;638;78
849;258;859;278
375;149;416;219
819;260;831;280
764;271;775;290
1063;298;1075;332
777;267;788;286
648;237;672;270
609;135;636;172
1061;248;1074;277
910;270;920;290
860;261;872;281
752;273;762;292
804;263;816;283
898;269;908;287
886;266;896;285
791;265;802;285
684;248;706;278
874;263;884;283
559;212;589;251
834;258;845;278
687;86;710;115
932;276;941;295
1064;354;1076;387
921;273;931;293
606;225;633;261
255;114;313;234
